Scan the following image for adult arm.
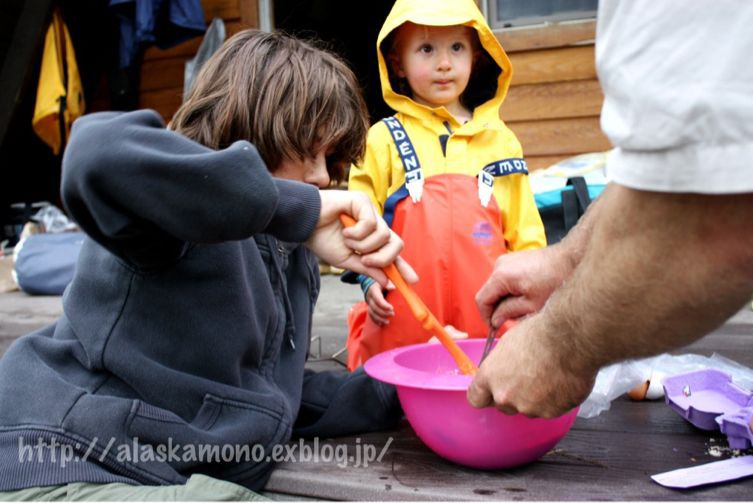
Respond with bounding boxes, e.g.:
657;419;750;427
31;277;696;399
468;185;753;417
469;0;753;417
475;187;602;327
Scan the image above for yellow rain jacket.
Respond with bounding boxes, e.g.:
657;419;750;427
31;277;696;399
346;0;545;370
32;9;85;155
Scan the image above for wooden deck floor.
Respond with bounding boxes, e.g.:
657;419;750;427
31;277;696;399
265;399;752;500
1;284;752;500
266;310;753;501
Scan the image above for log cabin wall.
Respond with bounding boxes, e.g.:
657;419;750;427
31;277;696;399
136;5;612;171
138;0;259;122
496;21;612;171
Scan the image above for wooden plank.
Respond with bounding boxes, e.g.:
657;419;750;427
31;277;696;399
1;280;752;500
225;19;244;36
501;79;603;122
495;20;596;53
144;36;202;61
143;20;242;61
265;404;753;501
0;291;62;343
141;18;245;94
140;58;187;92
509;117;612;157
508;46;596;86
684;333;753;363
138;2;252;127
572;397;705;436
202;0;239;22
268;313;753;501
681;335;753;369
139;87;183;121
239;0;259;29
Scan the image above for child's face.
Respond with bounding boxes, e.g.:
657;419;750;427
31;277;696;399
392;23;475;114
273;149;331;188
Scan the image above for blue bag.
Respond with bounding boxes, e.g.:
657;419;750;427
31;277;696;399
535;177;606;245
14;232;84;295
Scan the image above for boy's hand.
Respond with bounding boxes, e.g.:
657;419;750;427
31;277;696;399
308;190;417;287
365;283;394;326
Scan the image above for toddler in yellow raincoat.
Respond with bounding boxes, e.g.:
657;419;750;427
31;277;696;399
345;0;546;370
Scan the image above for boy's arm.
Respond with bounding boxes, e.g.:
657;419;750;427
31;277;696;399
342;125;392;289
62;110;320;266
293;368;402;438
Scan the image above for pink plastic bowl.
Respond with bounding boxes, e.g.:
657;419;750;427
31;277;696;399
364;339;578;470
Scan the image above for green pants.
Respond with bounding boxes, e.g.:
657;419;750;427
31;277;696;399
0;474;267;501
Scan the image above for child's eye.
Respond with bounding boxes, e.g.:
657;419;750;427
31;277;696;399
451;42;466;52
419;44;433;54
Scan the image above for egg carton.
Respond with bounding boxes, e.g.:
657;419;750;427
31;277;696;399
663;369;753;449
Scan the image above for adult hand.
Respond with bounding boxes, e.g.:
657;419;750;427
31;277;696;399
476;246;574;328
466;315;596;418
365;283;394;326
307;190;417;287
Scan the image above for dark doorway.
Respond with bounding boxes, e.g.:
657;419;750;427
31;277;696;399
0;0;119;245
274;0;395;123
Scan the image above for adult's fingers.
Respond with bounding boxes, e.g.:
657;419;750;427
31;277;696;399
495;403;520;416
490;296;534;327
466;373;494;409
475;274;513;325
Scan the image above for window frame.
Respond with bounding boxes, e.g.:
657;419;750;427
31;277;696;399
485;0;597;30
492;18;596;53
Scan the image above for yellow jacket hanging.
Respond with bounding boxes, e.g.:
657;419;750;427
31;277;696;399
32;9;85;155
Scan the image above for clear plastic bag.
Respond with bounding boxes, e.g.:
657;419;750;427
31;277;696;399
31;205;78;233
578;353;753;418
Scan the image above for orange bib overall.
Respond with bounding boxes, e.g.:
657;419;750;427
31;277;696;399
346;118;527;370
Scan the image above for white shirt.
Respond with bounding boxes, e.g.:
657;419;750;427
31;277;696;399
597;1;753;194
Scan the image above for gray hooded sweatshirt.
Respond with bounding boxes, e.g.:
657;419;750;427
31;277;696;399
0;110;400;491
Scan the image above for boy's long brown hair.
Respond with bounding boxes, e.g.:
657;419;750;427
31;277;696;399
172;30;368;184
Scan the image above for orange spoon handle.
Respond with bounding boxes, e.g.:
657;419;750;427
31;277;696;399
339;214;478;375
426;318;478;375
382;263;428;321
